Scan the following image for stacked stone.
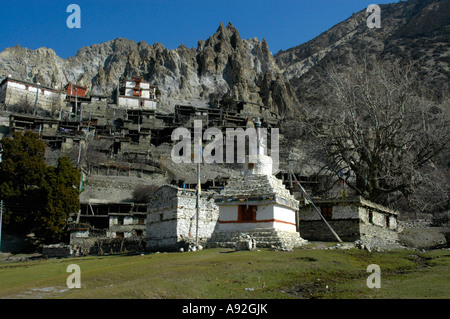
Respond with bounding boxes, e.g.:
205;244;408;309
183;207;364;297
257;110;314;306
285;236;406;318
220;174;293;201
208;228;307;250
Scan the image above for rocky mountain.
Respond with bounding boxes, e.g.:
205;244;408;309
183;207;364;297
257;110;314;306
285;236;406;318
0;22;298;116
275;0;450;104
1;0;448;117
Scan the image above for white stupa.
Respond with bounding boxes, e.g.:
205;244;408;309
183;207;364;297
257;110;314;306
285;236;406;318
209;119;307;249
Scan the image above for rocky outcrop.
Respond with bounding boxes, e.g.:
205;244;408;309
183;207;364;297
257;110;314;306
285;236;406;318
275;0;450;103
0;23;298;116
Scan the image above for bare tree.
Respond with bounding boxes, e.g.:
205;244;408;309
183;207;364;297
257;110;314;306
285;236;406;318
48;93;62;119
132;185;159;203
208;86;228;108
300;57;449;214
64;136;109;173
83;138;110;174
11;95;34;114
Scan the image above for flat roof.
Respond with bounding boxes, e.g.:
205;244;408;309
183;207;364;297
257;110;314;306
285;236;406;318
1;77;62;92
300;196;399;215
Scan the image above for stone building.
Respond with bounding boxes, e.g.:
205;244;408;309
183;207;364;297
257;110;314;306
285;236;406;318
0;77;65;113
117;76;159;110
79;95;109;119
298;197;400;247
69;200;148;255
209;126;307;249
107;209;147;239
146;185;219;251
236;101;279;126
65;82;88;98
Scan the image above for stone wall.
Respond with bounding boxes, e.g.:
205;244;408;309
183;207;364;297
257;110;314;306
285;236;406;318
298;198;400;246
71;238;146;256
3;80;65;112
108;214;146;238
208;228;307;249
175;192;219;247
221;174;295;202
42;244;73;258
146;185;219;251
80;99;108;119
61;137;85;153
0;83;6;103
358;207;399;247
146;186;178;250
298;219;361;242
359;223;399;247
299;204;359;221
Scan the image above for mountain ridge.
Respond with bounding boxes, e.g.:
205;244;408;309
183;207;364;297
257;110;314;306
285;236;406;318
1;0;449;115
0;22;299;116
274;0;450;103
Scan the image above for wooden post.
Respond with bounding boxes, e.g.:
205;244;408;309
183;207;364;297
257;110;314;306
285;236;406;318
0;200;3;251
292;172;343;243
196;161;200;247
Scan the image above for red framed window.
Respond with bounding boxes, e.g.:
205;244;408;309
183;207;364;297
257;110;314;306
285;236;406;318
320;205;333;221
238;205;257;222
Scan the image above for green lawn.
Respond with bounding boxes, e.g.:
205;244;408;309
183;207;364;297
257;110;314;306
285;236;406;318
0;245;449;299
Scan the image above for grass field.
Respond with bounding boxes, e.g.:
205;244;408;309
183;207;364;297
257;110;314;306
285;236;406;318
0;244;449;299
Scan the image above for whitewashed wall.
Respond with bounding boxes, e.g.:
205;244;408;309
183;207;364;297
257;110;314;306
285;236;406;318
118;96;157;110
2;80;65;111
299;204;360;221
146;186;219;251
271;205;297;232
217;202;297;233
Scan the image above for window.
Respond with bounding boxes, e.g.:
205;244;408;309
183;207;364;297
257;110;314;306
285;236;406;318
116;232;124;239
134;229;143;237
238;205;257;222
368;210;373;224
248;163;255;170
386;215;390;228
320;205;333;221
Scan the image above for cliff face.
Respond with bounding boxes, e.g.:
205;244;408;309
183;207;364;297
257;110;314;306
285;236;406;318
275;0;450;103
1;0;448;117
0;22;299;116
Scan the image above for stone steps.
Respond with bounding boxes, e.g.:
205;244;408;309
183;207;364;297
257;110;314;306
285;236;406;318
207;228;307;249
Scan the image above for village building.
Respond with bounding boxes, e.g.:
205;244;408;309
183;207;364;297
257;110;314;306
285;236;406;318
65;81;88;98
297;197;400;247
78;94;109;120
107;207;147;239
1;74;408;255
208;121;307;249
69;200;148;255
64;82;92;122
236;101;279;126
117;76;159;110
8;113;59;135
146;185;219;251
0;76;66;113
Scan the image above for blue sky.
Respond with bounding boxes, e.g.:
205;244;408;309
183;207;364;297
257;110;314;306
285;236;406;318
0;0;396;59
